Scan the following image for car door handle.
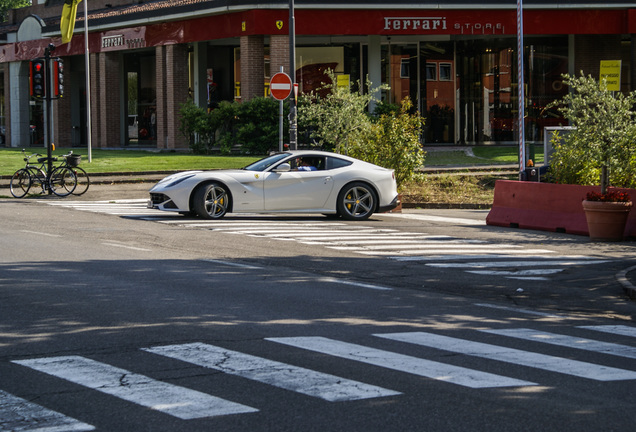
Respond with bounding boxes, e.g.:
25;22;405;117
324;176;333;184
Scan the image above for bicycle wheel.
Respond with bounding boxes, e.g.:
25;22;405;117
9;169;32;198
26;167;48;194
49;166;77;197
72;167;90;195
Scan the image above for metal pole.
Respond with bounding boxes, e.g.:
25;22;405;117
279;66;284;152
84;0;92;162
44;46;53;194
289;0;297;150
517;0;526;179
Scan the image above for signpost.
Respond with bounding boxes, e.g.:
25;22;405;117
270;72;293;100
270;71;293;152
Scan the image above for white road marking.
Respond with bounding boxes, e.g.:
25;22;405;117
143;342;400;401
466;269;564;276
426;259;611;268
359;248;556;256
482;328;636;359
199;258;263;269
13;356;258;419
267;336;536;389
101;243;152;252
376;332;636;381
579;325;636;338
382;213;487;225
0;389;95;432
319;277;393;291
331;243;526;251
474;303;564;318
19;230;62;238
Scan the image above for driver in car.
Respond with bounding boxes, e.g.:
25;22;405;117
297;158;317;171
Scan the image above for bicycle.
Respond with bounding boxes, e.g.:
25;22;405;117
58;151;90;195
10;150;77;198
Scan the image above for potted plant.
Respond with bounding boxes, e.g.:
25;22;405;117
582;189;633;241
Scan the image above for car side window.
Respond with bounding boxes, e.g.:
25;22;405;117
327;157;353;170
294;157;325;171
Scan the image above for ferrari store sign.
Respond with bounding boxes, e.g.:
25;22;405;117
600;60;621;91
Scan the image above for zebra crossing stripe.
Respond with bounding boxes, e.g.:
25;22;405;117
426;259;611;268
579;325;636;338
358;248;555;256
376;332;636;381
0;389;95;432
12;356;257;419
266;336;536;389
481;328;636;359
143;342;400;401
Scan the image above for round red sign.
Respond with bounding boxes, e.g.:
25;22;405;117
270;72;293;100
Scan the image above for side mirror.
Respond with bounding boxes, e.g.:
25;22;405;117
273;163;291;172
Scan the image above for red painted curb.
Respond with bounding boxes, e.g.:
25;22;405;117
486;180;636;238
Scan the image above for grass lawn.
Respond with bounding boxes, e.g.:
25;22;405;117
0;145;539;176
0;148;259;176
1;145;532;204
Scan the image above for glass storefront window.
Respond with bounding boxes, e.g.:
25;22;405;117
124;52;156;147
454;36;567;145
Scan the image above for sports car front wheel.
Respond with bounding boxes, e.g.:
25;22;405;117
192;182;230;219
337;182;377;221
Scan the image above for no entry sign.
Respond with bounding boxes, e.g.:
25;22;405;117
270;72;293;100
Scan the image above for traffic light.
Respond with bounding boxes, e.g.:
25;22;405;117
52;58;64;97
30;59;46;98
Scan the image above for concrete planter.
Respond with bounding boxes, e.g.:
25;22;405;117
486;180;636;239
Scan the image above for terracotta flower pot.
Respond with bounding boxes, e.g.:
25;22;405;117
582;200;633;241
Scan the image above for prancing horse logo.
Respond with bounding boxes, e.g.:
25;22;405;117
276;20;284;30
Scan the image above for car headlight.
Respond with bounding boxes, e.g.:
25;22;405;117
165;174;196;188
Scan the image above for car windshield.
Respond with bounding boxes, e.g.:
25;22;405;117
243;152;291;171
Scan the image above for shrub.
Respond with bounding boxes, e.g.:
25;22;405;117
348;97;426;188
179;98;287;155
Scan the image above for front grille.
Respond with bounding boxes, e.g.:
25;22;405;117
150;193;178;209
150;193;167;205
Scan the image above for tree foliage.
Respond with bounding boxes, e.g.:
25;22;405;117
548;73;636;191
298;70;383;154
298;71;425;188
1;0;31;22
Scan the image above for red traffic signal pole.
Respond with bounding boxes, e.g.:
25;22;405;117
43;44;55;192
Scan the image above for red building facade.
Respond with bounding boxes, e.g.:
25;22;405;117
1;1;634;149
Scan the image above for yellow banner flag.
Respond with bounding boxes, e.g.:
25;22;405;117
60;0;82;44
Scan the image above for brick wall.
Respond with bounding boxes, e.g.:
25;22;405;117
53;83;72;148
2;64;9;146
89;52;101;148
97;52;120;148
165;44;189;149
240;35;264;102
155;46;167;149
269;35;290;77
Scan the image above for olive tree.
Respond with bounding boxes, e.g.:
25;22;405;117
549;73;636;192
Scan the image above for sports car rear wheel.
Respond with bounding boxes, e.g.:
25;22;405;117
337;182;376;221
193;182;230;219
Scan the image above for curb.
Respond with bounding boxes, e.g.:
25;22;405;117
616;265;636;300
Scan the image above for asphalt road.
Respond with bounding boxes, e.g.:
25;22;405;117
1;183;635;431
